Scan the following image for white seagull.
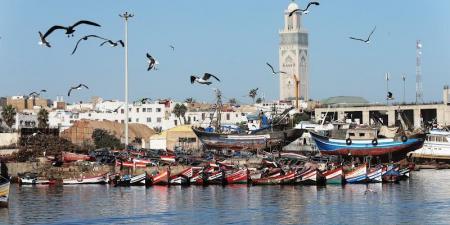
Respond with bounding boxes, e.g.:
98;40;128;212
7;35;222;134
190;73;221;85
266;63;286;75
68;84;89;96
146;53;159;71
289;2;320;16
349;26;377;44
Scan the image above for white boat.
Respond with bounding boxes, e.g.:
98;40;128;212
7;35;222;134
19;177;52;185
408;129;450;160
63;174;108;185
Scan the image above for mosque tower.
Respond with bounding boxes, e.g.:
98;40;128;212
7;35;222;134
279;0;309;101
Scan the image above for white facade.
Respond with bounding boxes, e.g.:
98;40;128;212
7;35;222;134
279;1;309;101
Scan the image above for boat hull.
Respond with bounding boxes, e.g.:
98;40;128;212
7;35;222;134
63;174;107;185
323;167;343;185
193;127;304;151
310;132;425;158
0;177;10;208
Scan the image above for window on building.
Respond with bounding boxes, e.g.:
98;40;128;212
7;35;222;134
128;108;131;112
156;108;161;112
121;109;124;114
121;120;124;123
174;120;178;126
114;120;118;123
157;117;162;123
136;108;140;113
147;117;151;122
136;118;139;122
143;108;146;112
226;113;230;120
147;108;152;112
128;118;132;122
202;113;205;120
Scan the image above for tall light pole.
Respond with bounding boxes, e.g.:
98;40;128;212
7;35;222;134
402;74;406;104
120;12;133;148
385;72;390;105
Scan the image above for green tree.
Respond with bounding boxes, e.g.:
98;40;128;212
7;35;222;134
37;108;49;128
256;97;263;104
173;103;188;125
1;105;16;130
92;129;123;149
17;134;78;162
228;98;237;105
248;88;258;103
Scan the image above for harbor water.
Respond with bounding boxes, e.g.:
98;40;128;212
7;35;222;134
1;170;450;224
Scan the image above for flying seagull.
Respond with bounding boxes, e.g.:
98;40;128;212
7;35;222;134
71;35;107;55
387;91;394;100
28;89;47;98
146;53;159;71
100;39;124;48
349;26;377;44
266;63;286;75
190;73;220;85
169;45;175;51
289;2;320;16
68;84;89;96
42;20;101;38
38;31;52;48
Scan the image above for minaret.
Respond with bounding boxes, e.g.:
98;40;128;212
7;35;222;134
279;0;309;101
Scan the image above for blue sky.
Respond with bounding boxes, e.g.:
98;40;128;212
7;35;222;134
0;0;449;104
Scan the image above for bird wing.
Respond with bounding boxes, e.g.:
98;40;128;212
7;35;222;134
40;89;47;92
203;73;220;82
67;88;73;96
81;84;89;89
43;25;67;39
146;53;152;60
305;2;320;11
289;9;300;17
367;26;376;40
86;35;107;41
72;20;101;28
169;45;175;50
99;40;112;46
71;36;87;55
118;40;124;47
349;37;366;42
266;62;276;73
190;76;197;84
28;92;38;96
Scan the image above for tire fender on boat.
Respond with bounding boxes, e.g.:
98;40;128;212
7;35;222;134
372;138;378;146
401;135;408;142
346;138;352;145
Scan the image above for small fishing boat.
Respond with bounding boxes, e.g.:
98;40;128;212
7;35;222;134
62;151;92;162
115;173;147;186
169;167;194;185
0;176;10;208
323;167;343;185
205;170;225;185
367;166;382;183
63;173;108;185
398;167;410;179
19;176;53;185
382;166;401;183
224;168;249;184
252;171;296;185
344;164;367;184
147;171;169;185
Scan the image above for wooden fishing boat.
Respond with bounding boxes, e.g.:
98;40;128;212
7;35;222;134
294;168;325;185
147;171;169;185
0;176;10;208
63;173;108;185
19;177;54;185
344;164;367;184
62;151;92;162
169;167;194;185
115;160;148;168
323;167;343;185
205;171;225;185
252;171;296;185
382;166;401;183
367;166;383;183
398;167;410;179
310;128;425;160
224;169;249;184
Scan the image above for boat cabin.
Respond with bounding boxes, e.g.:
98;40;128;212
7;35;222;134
345;128;377;140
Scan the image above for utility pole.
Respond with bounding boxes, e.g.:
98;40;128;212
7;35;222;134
120;12;133;148
402;74;406;104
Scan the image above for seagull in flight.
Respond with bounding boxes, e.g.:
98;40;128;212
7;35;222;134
28;89;47;98
42;20;101;39
266;63;286;75
190;73;220;85
38;31;52;48
349;26;376;44
100;39;124;48
68;84;89;96
289;2;320;16
146;53;159;71
169;45;175;51
71;35;107;55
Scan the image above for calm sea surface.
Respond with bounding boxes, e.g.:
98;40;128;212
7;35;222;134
1;170;450;225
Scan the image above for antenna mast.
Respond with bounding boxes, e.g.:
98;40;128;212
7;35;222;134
416;40;423;104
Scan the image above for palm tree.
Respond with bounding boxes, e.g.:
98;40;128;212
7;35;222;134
1;105;16;130
249;88;258;103
37;108;49;128
228;98;237;105
173;103;187;125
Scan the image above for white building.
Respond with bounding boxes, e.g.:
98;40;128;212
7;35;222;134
279;1;310;101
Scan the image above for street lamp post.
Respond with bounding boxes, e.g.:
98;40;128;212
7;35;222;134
402;74;406;104
385;72;390;105
119;12;133;148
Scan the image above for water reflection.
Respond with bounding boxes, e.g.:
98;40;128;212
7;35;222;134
1;170;450;224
